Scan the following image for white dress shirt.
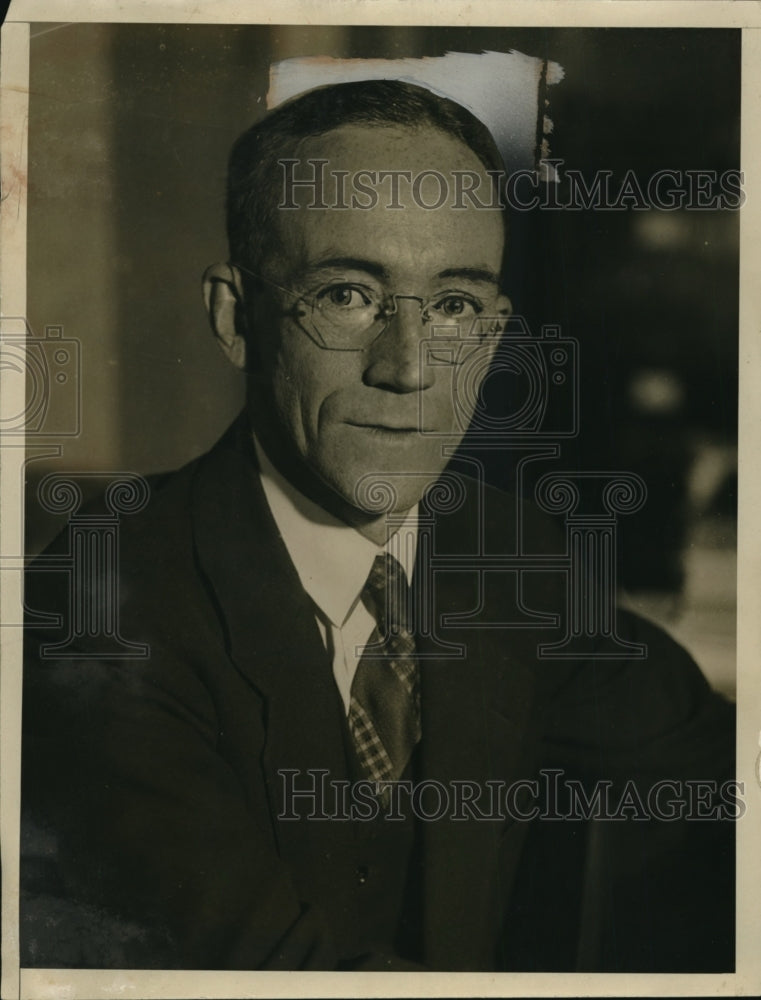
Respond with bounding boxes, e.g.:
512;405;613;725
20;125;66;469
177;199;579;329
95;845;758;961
253;437;418;715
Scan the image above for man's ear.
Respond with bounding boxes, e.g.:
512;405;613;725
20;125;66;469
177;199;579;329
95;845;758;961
202;262;248;371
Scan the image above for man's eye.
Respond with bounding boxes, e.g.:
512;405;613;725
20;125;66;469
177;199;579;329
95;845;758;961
432;294;483;318
317;285;372;309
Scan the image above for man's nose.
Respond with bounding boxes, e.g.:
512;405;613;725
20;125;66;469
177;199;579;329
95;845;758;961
362;297;436;393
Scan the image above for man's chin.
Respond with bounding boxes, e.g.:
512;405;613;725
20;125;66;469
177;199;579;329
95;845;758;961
307;430;463;519
323;465;450;520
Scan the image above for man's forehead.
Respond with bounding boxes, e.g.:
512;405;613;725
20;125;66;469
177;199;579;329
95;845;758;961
271;122;505;282
274;207;504;288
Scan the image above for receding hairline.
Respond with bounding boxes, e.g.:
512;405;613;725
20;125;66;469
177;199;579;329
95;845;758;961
226;79;509;279
287;117;499;164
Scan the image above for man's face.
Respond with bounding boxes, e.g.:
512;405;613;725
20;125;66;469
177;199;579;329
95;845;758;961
244;123;508;521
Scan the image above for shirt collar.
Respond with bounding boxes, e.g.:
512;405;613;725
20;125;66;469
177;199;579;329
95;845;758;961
253;435;418;629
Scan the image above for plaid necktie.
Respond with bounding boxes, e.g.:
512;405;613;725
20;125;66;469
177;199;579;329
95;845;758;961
348;552;422;790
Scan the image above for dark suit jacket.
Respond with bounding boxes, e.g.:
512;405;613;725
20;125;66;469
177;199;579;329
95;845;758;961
20;417;735;972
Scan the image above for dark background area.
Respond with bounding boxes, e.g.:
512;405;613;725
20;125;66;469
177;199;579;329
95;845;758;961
24;25;739;692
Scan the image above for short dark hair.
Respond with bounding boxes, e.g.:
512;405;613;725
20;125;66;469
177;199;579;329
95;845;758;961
226;78;507;279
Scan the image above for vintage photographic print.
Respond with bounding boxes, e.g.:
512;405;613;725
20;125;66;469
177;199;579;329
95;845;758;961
1;2;759;997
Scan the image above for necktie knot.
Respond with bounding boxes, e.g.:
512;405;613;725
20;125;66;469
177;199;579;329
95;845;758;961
361;551;412;637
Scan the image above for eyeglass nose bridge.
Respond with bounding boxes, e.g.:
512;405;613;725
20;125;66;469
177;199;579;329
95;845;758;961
380;293;432;328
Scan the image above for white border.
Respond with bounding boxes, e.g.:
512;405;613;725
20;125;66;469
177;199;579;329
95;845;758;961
2;0;761;28
11;969;751;998
735;23;761;999
0;20;29;1000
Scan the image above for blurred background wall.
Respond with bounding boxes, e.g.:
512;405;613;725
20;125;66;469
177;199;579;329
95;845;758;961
24;24;739;694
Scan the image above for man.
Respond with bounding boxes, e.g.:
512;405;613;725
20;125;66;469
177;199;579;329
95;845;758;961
21;80;734;972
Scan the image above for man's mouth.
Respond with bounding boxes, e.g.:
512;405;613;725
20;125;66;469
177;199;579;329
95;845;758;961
346;421;421;434
347;421;421;441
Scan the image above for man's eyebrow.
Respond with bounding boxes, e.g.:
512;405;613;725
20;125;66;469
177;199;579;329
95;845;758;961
435;267;501;286
299;257;391;281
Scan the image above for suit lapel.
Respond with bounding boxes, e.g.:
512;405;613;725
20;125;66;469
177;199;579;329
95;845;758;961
189;421;352;850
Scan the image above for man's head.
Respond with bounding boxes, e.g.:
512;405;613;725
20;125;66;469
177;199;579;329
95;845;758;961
204;80;511;539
